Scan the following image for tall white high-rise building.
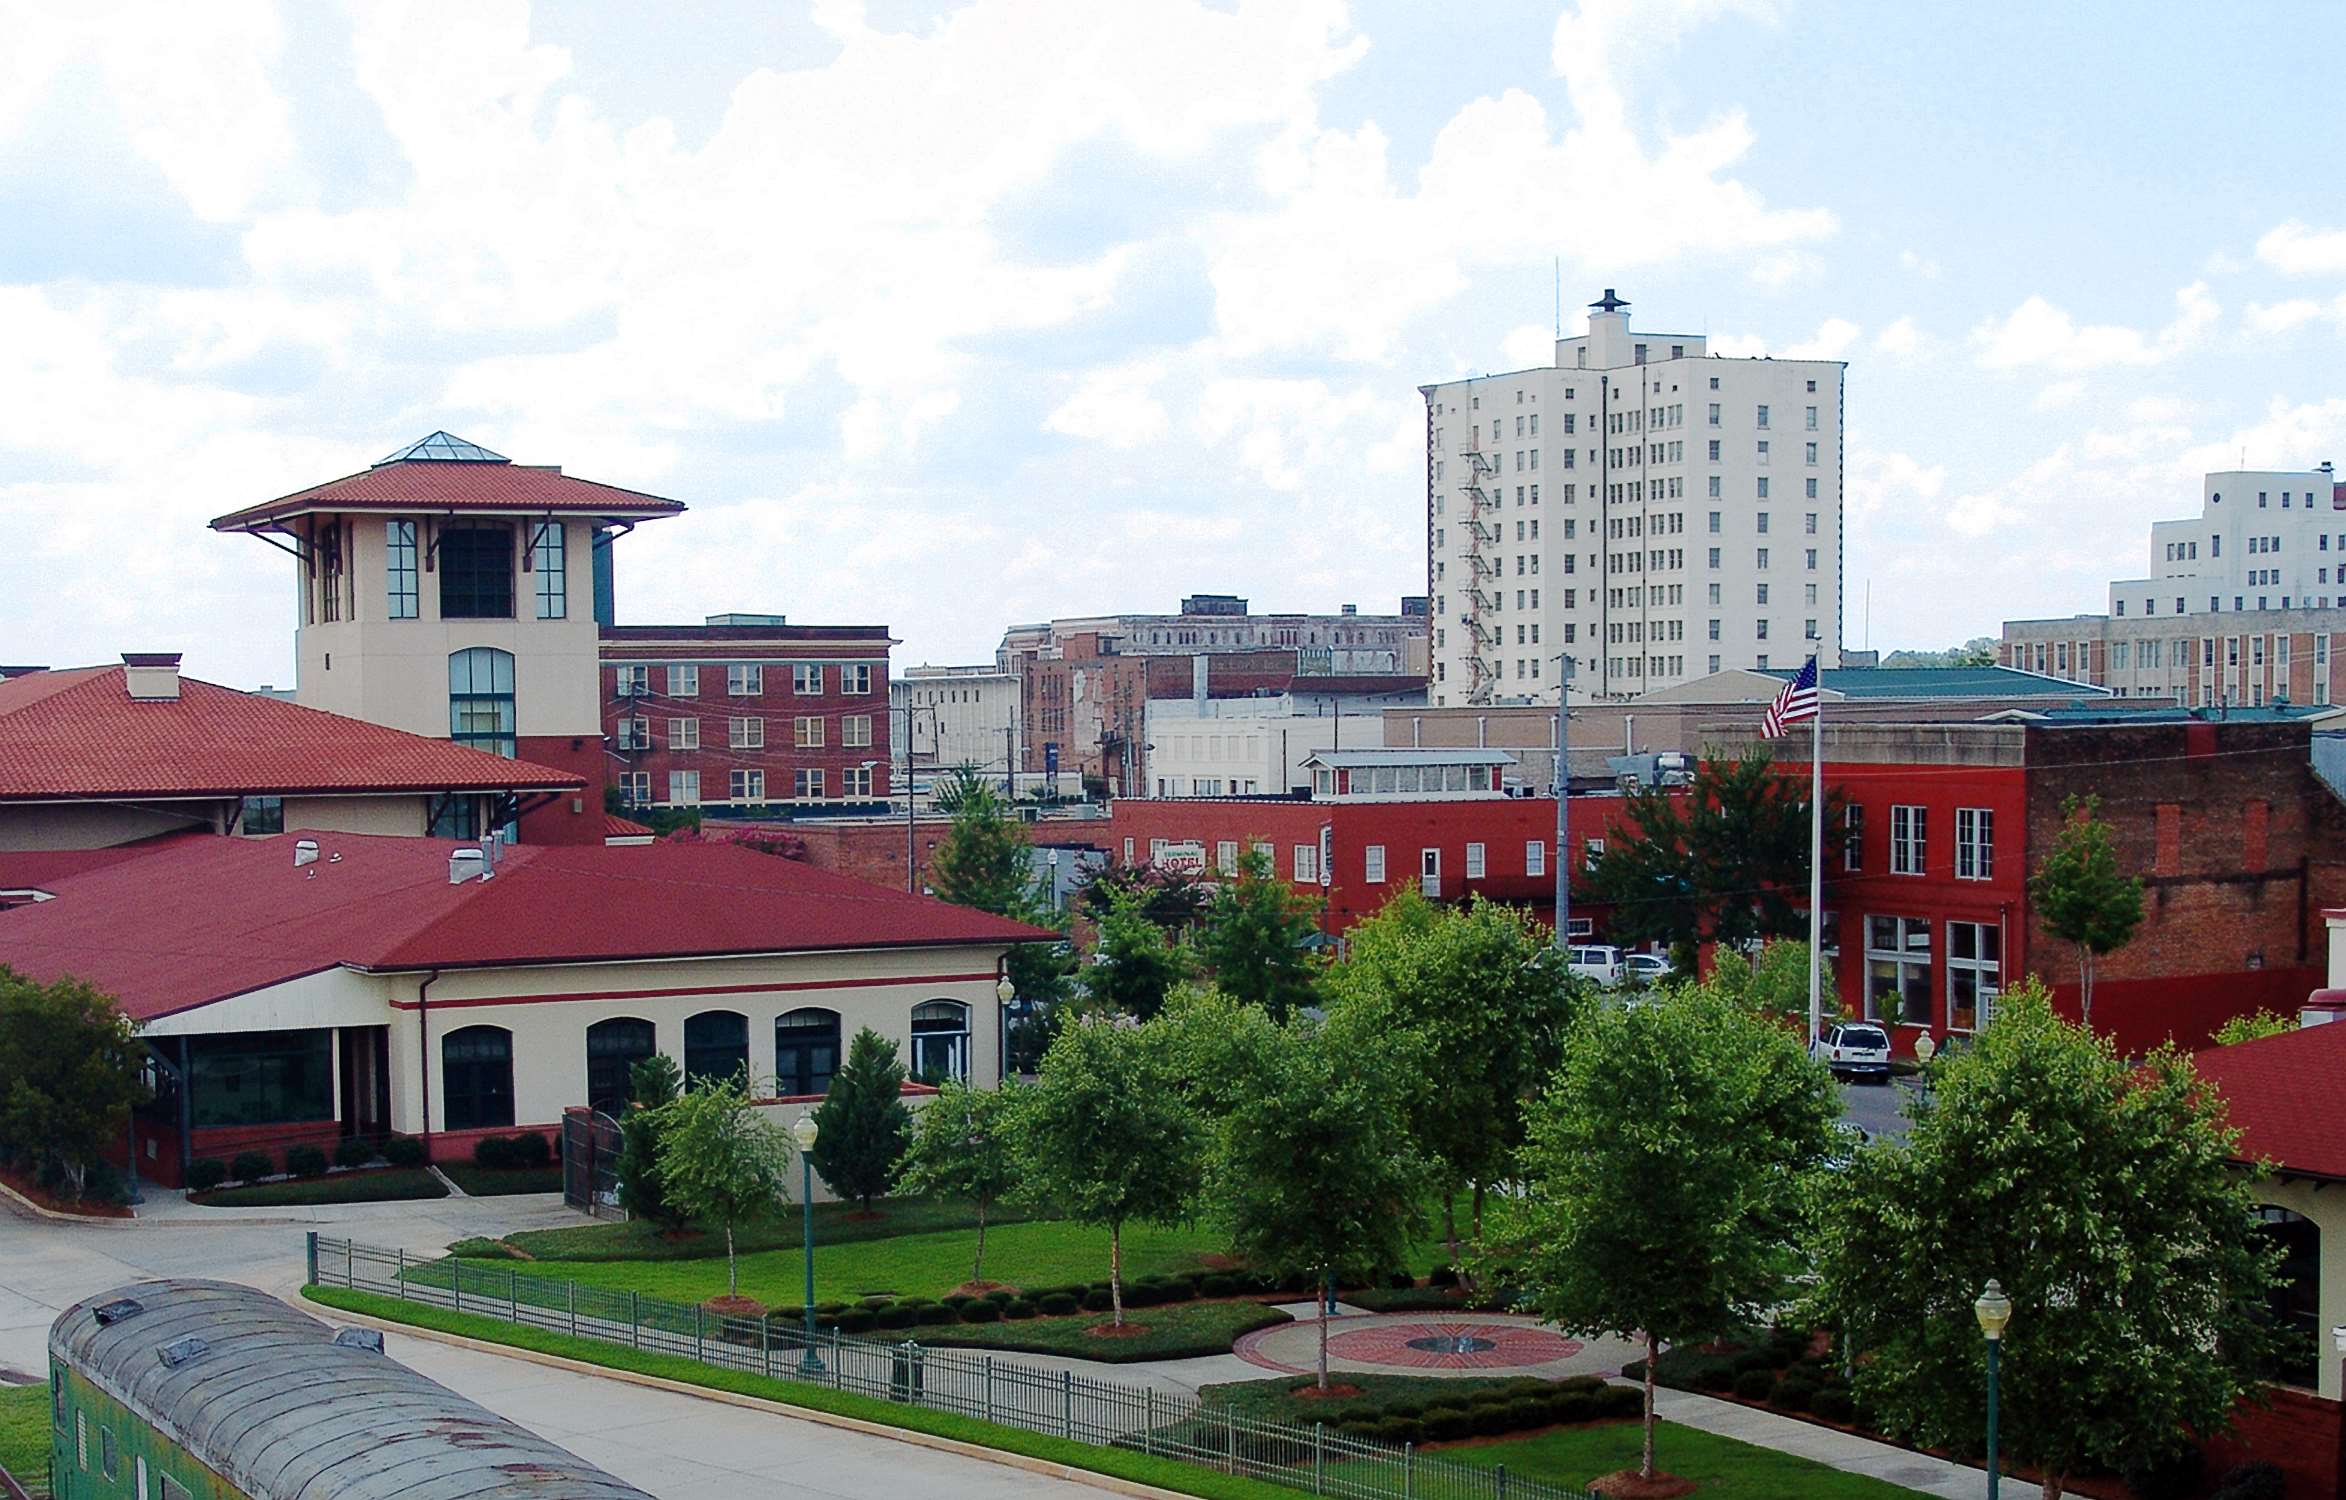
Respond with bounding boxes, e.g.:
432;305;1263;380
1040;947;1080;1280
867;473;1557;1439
1421;290;1846;705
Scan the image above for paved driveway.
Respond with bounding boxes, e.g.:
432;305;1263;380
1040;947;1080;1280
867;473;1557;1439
1839;1074;1923;1142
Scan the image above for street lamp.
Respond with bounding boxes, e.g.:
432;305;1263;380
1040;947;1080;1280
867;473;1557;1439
791;1110;823;1373
1974;1279;2014;1499
1553;653;1576;951
995;973;1017;1084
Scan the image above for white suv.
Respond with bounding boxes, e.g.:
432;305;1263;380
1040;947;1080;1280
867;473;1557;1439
1812;1021;1892;1083
1568;945;1624;985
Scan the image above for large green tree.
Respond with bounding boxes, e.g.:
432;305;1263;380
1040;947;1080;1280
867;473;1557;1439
2027;793;2145;1026
1582;749;1832;968
1485;982;1839;1485
615;1052;685;1231
894;1077;1021;1287
1321;891;1583;1264
808;1028;912;1211
1193;846;1323;1020
0;968;149;1199
1698;938;1837;1023
652;1071;796;1301
1015;1015;1204;1325
926;775;1034;913
1086;887;1193;1020
1148;984;1287;1121
1809;980;2280;1500
1209;1021;1429;1388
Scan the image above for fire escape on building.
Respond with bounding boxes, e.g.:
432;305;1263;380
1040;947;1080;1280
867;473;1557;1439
1459;439;1502;704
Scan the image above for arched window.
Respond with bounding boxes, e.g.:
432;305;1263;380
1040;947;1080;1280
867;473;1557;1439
775;1009;841;1098
442;1025;514;1132
585;1017;656;1116
684;1010;749;1085
449;648;517;757
910;1000;971;1083
2256;1206;2320;1387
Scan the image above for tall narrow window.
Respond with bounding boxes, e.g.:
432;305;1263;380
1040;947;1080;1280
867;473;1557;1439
448;649;517;757
318;524;345;622
911;1000;972;1082
584;1017;656;1116
439;527;514;619
683;1010;749;1085
1890;804;1927;875
1864;917;1932;1027
1946;922;2001;1032
532;520;566;619
1842;805;1865;872
386;521;419;618
1955;808;1995;881
776;1008;842;1097
441;1026;515;1131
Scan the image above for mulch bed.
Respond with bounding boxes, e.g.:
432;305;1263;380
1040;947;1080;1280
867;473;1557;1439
1291;1383;1367;1400
703;1295;767;1319
1587;1470;1696;1499
0;1163;132;1218
1083;1322;1155;1339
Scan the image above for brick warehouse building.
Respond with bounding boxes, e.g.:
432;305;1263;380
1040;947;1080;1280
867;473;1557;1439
601;617;894;816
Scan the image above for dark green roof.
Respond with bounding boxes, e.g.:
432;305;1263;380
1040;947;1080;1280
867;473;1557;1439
2020;703;2334;725
1751;666;2111;700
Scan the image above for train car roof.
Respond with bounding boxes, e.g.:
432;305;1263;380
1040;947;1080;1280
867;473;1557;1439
49;1280;653;1499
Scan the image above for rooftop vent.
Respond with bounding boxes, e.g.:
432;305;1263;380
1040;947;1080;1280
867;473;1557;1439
122;653;182;702
156;1336;209;1369
92;1298;145;1326
449;848;485;885
331;1328;385;1354
293;839;320;869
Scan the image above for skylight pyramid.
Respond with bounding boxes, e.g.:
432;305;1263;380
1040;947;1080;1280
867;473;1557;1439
374;432;510;466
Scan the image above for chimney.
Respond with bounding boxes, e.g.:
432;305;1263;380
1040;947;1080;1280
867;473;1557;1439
293;839;320;869
122;653;182;701
449;848;485;884
478;832;499;876
1341;604;1358;616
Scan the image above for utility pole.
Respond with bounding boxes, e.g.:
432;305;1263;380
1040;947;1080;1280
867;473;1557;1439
1554;654;1576;949
904;696;917;892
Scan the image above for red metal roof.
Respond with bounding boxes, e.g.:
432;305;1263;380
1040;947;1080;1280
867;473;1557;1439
0;667;584;801
2192;1019;2346;1180
210;459;684;531
0;832;1052;1021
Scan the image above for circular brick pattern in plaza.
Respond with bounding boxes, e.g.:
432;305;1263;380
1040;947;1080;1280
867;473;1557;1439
1322;1322;1582;1371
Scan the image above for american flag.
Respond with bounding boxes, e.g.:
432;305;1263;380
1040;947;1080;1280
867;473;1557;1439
1761;655;1821;737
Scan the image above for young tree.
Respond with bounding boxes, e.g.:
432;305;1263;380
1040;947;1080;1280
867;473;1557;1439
1086;888;1193;1020
1699;938;1837;1022
1320;892;1583;1265
1210;1022;1429;1388
894;1078;1021;1287
926;774;1034;913
2028;793;2145;1026
2211;1009;2297;1046
652;1072;796;1301
1485;983;1839;1485
808;1029;912;1211
1016;1015;1204;1326
1193;846;1324;1020
1809;980;2279;1500
1582;749;1833;969
1148;984;1287;1121
0;968;149;1198
616;1052;685;1231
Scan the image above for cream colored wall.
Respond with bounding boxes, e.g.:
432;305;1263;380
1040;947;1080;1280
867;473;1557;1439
295;516;603;739
0;801;220;851
280;795;433;836
142;967;396;1038
2252;1176;2345;1399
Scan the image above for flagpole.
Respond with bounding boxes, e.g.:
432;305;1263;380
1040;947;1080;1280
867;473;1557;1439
1807;653;1824;1050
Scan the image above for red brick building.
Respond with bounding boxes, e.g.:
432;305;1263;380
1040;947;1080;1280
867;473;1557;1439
600;618;894;816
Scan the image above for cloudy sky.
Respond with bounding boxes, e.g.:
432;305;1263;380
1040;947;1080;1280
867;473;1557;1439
5;0;2345;687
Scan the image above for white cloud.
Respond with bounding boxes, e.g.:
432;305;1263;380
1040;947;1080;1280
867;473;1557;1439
1707;317;1857;361
2255;221;2346;277
1044;361;1173;449
1898;249;1940;279
2033;380;2085;411
1873;316;1924;357
1972;281;2218;373
1501;323;1558;370
2245;296;2346;334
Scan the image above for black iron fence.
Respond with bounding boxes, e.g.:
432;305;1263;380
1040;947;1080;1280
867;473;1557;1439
307;1235;1593;1500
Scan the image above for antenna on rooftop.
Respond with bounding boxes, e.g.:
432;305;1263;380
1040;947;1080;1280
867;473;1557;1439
1554;257;1562;337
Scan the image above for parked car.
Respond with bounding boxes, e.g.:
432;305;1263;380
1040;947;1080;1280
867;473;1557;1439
1568;944;1624;985
1812;1021;1892;1082
1619;952;1675;985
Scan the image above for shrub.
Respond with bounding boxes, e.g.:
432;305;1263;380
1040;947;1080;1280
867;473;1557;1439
835;1309;877;1334
230;1150;273;1183
514;1131;553;1169
1278;1269;1315;1294
1765;1324;1811;1363
1501;1396;1551;1432
1081;1288;1115;1313
185;1158;227;1193
1695;1363;1738;1394
1771;1377;1818;1413
857;1296;893;1311
1155;1278;1196;1303
812;1302;848;1317
876;1304;919;1330
472;1135;518;1170
2211;1462;2283;1500
1809;1388;1856;1424
2123;1446;2204;1500
81;1161;129;1205
1003;1299;1038;1320
1733;1368;1777;1401
1372;1415;1421;1446
982;1289;1016;1304
1596;1385;1642;1418
1550;1390;1598;1425
1387;1269;1417;1289
1618;1358;1646;1383
1730;1348;1776;1377
1417;1406;1470;1443
1038;1292;1081;1316
960;1301;1002;1324
1199;1273;1239;1298
283;1144;330;1178
911;1303;957;1326
1428;1264;1460;1287
333;1137;377;1170
383;1135;428;1169
941;1293;973;1309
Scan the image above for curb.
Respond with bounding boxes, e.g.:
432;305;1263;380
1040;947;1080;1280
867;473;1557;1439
0;1174;139;1227
310;1298;1207;1500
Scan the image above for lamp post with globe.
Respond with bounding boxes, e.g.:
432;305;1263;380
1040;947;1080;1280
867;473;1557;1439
1975;1280;2014;1498
791;1110;823;1374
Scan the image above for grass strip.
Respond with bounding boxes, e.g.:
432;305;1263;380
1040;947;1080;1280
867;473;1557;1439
189;1168;447;1207
302;1286;1318;1500
438;1165;564;1197
0;1383;48;1491
914;1301;1290;1362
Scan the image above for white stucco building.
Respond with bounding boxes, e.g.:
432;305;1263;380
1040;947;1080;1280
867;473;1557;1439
2108;466;2345;619
1422;290;1847;705
893;663;1021;774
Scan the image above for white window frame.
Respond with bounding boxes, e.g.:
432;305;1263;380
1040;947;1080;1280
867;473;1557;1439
1216;840;1239;876
617;770;649;803
727;664;763;696
730;768;765;801
1946;920;2001;1034
795;768;826;799
844;765;874;797
730;716;765;750
842;663;872;695
1365;844;1387;883
794;715;825;749
1525;840;1546;877
668;769;701;805
1465;842;1486;878
667;663;699;696
1890;804;1927;876
1865;915;1932;1027
842;713;872;748
1293;844;1318;883
615;664;649;696
670;716;700;751
794;663;824;695
1954;807;1994;881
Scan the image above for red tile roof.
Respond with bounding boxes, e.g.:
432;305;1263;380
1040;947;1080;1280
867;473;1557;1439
0;667;584;801
0;832;1051;1021
604;813;654;837
210;460;684;531
2192;1020;2346;1180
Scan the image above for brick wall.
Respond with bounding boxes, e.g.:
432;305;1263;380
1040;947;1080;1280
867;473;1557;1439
2202;1386;2339;1500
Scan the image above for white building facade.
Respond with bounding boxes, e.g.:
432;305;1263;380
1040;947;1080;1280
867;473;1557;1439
1422;291;1846;705
1142;704;1389;798
894;663;1021;773
2109;466;2345;620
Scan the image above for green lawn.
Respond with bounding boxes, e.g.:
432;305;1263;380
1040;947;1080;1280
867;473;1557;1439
440;1165;563;1197
463;1218;1232;1306
1201;1373;1593;1424
476;1194;1053;1262
917;1301;1289;1362
190;1167;447;1207
0;1382;48;1490
1441;1420;1928;1500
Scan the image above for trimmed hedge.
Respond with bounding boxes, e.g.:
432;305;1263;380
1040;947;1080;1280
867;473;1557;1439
186;1158;228;1193
383;1135;428;1169
1732;1368;1777;1400
230;1150;273;1183
286;1144;330;1179
334;1137;378;1170
1037;1292;1081;1315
